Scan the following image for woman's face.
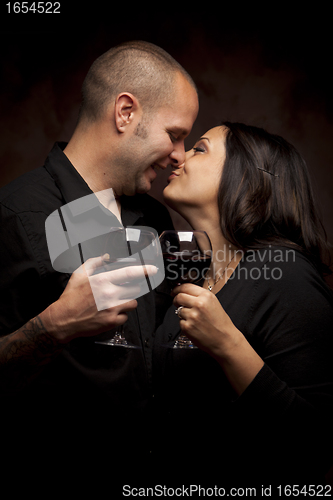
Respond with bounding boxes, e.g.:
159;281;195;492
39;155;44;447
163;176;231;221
163;126;227;217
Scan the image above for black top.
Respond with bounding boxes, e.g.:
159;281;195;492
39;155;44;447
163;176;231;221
152;248;333;486
0;143;174;486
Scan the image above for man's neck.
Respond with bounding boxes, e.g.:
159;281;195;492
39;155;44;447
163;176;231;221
94;189;122;221
64;125;118;182
63;132;122;216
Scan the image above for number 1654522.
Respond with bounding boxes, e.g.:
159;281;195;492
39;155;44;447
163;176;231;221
6;2;61;13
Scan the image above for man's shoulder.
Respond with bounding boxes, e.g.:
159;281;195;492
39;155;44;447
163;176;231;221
137;193;167;210
0;165;60;215
123;192;171;218
122;193;173;233
133;193;166;209
137;193;172;219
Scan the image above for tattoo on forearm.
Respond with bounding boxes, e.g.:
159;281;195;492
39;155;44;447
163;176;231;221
0;315;63;392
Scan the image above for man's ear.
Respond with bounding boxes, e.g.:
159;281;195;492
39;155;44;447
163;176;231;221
114;93;140;133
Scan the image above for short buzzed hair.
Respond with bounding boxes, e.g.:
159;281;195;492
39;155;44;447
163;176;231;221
78;40;197;123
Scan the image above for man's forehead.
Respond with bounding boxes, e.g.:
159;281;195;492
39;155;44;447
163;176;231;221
173;98;199;135
161;93;198;133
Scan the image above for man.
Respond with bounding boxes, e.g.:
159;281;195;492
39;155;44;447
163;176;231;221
0;41;198;488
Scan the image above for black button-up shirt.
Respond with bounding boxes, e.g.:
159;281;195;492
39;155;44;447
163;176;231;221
0;143;173;480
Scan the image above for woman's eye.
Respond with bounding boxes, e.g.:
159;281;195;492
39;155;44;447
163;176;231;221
193;146;206;153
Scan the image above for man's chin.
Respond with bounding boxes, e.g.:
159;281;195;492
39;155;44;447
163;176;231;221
122;174;154;196
136;176;154;194
125;183;151;196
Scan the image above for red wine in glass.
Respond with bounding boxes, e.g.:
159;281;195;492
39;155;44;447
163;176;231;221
159;230;212;349
95;226;160;348
163;251;212;285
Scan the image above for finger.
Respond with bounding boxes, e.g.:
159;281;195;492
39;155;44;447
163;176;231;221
116;283;144;300
76;254;111;277
92;287;140;311
173;292;198;309
106;265;158;285
171;283;203;297
114;300;138;314
113;312;129;327
175;305;189;320
89;273;143;306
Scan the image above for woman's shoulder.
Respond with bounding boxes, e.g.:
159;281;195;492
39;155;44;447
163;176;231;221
222;245;333;343
240;245;333;304
243;245;321;276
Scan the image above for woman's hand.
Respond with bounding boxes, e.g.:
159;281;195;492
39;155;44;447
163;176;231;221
172;283;264;395
172;283;240;359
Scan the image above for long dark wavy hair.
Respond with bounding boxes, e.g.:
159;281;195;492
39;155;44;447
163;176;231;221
218;122;332;277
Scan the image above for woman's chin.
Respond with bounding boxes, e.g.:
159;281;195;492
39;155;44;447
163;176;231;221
162;186;176;208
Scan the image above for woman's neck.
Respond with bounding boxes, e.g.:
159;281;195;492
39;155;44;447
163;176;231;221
188;214;242;292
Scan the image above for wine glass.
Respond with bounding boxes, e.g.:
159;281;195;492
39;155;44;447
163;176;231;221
95;226;163;348
159;230;212;349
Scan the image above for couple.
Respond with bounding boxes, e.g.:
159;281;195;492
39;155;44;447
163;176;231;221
0;41;332;489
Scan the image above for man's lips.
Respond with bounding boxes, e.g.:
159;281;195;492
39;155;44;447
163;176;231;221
148;164;162;182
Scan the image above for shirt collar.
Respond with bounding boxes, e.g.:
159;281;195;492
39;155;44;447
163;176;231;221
44;142;93;205
44;142;144;223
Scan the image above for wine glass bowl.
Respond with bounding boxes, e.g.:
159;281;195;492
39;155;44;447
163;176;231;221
160;230;212;286
95;226;163;348
159;230;212;349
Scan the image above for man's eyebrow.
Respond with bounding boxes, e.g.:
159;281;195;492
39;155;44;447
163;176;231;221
169;126;191;137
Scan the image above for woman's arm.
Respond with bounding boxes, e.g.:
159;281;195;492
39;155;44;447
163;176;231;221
171;256;333;478
172;283;264;395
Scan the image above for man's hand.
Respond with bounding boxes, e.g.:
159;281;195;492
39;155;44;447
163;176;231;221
42;254;158;343
0;256;158;392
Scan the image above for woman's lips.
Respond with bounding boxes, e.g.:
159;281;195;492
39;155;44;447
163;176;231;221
167;171;179;182
167;163;184;182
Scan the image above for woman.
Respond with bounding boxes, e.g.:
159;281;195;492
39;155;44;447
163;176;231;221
152;123;333;488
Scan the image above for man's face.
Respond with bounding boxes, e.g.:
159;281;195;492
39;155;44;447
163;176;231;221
117;74;199;196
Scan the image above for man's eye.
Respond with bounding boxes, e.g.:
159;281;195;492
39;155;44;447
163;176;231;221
168;133;177;143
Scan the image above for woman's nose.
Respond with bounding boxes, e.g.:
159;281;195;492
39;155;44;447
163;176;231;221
185;149;191;160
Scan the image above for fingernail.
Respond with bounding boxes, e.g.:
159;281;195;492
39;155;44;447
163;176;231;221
147;266;158;274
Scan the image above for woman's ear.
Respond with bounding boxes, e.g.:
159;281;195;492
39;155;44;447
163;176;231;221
114;93;140;133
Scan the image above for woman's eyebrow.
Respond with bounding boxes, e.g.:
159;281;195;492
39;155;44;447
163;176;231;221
199;136;210;143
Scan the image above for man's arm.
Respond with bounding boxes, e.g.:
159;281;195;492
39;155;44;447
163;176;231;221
0;256;157;393
0;314;64;392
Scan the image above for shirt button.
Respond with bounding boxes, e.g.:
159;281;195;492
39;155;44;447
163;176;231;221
144;338;150;347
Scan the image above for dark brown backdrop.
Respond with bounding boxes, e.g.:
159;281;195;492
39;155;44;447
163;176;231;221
1;10;332;240
1;6;333;484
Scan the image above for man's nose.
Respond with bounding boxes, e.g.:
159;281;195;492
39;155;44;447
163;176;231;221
169;141;185;166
